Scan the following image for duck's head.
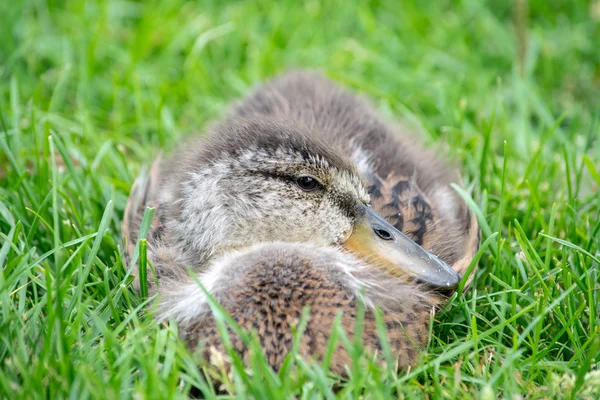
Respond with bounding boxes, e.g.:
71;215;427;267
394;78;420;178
162;116;459;290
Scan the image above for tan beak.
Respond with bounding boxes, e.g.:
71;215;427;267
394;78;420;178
343;205;460;290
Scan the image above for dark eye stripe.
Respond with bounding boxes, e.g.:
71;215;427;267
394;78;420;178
332;191;361;220
253;170;324;190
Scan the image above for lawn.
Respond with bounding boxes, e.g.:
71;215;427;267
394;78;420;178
1;0;599;398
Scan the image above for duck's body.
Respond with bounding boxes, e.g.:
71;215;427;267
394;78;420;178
123;71;479;373
171;242;435;371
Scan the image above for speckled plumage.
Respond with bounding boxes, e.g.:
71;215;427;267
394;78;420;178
180;243;433;372
123;70;480;375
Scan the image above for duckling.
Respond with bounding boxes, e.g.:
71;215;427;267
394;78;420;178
123;71;479;373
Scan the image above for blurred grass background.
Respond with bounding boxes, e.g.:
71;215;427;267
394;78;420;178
0;0;599;398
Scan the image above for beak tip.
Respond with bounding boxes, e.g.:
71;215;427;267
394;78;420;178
447;278;460;290
450;271;461;286
427;262;460;291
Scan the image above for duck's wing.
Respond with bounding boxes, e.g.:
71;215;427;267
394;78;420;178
122;156;165;292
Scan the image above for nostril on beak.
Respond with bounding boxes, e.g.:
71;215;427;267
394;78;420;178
374;227;393;241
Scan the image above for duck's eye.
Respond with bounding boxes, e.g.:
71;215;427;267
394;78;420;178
296;176;322;192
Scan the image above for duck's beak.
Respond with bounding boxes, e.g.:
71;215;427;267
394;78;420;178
343;205;460;290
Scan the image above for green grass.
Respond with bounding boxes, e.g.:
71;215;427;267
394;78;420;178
1;0;599;398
